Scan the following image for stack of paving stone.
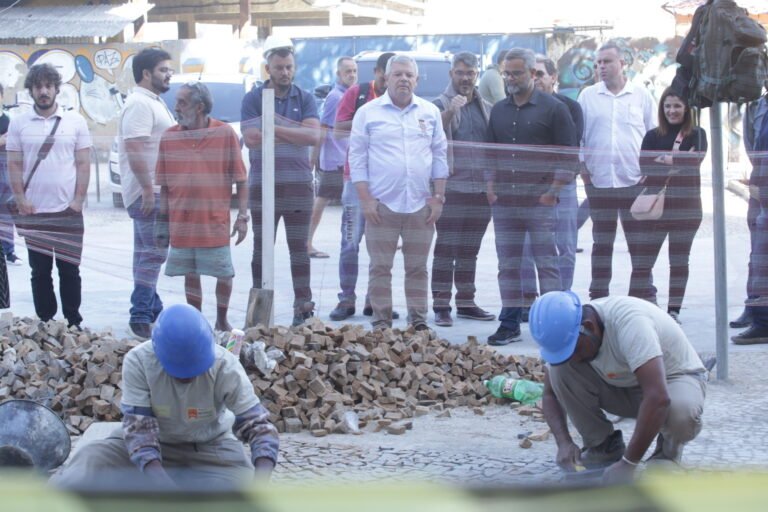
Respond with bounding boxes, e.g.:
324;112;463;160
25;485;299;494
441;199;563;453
240;319;546;436
0;314;139;434
0;314;546;437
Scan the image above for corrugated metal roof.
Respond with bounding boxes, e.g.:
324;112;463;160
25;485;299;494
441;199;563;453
0;3;153;40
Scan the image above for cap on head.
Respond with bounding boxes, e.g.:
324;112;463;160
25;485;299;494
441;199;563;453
152;304;215;379
529;291;583;364
263;35;295;60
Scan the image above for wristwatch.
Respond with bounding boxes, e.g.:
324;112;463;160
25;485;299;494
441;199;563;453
433;194;446;204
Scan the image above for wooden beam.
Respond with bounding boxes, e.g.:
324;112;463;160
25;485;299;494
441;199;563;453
237;0;251;39
178;19;196;39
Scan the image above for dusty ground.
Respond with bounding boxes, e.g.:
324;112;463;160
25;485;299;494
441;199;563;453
63;350;767;486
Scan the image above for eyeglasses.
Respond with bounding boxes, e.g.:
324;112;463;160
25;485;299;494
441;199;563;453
534;70;548;78
452;70;477;79
501;70;527;79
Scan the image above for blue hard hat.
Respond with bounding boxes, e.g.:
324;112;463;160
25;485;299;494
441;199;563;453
152;304;215;379
529;291;583;364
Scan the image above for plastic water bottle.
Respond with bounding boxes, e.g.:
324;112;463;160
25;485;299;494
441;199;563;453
483;375;544;404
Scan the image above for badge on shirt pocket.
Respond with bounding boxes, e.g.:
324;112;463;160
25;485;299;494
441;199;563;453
417;118;430;138
186;407;214;420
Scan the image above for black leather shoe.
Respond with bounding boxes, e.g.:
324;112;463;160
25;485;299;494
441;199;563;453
363;305;399;319
292;302;315;327
292;310;314;327
434;310;453;326
487;325;521;346
730;308;753;329
731;324;768;345
329;304;355;321
581;429;625;468
456;306;495;321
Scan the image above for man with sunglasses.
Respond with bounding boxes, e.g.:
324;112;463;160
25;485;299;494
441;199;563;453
529;291;706;483
431;52;495;328
485;48;577;345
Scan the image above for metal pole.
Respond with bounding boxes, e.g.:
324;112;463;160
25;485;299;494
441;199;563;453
710;101;729;380
262;88;275;327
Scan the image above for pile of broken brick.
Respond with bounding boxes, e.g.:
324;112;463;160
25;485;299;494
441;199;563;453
0;314;547;437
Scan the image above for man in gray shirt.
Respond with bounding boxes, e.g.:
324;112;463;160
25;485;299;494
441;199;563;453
479;50;508;104
530;292;706;484
431;52;495;327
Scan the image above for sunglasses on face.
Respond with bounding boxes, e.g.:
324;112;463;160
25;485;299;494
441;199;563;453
534;70;548;78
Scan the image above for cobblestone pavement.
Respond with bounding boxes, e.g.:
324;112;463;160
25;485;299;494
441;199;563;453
273;351;768;485
274;439;560;485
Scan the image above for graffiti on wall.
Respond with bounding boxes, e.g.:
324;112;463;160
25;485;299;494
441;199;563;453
554;36;683;102
0;45;153;126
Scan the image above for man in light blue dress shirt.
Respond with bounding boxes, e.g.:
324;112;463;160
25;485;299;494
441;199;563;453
349;54;449;331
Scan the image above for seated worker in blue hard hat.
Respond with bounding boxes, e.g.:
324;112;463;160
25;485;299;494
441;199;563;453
53;304;278;489
529;291;706;484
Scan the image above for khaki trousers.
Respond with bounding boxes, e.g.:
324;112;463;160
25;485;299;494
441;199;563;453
52;429;254;489
365;203;434;328
549;360;706;457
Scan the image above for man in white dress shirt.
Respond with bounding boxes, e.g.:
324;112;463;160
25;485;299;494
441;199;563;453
349;54;449;331
578;43;656;301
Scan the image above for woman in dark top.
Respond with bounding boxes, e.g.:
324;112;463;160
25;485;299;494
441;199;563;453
631;87;708;323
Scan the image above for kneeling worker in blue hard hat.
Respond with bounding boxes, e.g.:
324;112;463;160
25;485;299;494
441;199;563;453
529;291;706;484
53;304;278;489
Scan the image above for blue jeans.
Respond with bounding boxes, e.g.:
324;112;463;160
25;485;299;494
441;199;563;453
493;198;561;330
577;198;591;230
338;181;367;306
745;196;761;310
521;181;578;296
749;205;768;327
127;195;167;324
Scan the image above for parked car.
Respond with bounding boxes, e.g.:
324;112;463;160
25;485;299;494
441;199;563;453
109;73;258;207
310;51;454;112
354;50;453;101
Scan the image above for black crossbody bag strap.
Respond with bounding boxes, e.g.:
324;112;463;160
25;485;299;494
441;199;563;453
22;116;61;192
